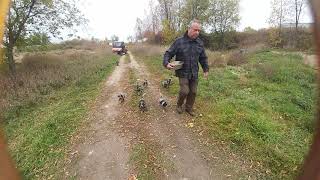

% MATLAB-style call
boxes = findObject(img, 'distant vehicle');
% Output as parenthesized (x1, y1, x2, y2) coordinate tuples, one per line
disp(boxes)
(112, 41, 127, 55)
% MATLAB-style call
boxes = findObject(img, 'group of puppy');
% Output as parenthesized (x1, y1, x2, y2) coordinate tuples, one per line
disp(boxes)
(117, 77, 173, 112)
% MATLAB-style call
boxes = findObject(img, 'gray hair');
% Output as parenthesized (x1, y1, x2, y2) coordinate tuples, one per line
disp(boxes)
(188, 19, 201, 29)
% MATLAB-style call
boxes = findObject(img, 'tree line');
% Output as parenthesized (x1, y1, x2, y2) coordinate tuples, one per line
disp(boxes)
(134, 0, 310, 50)
(1, 0, 311, 76)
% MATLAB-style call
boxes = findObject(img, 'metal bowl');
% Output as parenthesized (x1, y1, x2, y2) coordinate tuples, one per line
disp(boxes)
(171, 61, 184, 70)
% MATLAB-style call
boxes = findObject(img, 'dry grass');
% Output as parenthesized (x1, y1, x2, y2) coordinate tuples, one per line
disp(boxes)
(129, 44, 166, 57)
(226, 51, 248, 66)
(207, 51, 227, 68)
(0, 44, 115, 119)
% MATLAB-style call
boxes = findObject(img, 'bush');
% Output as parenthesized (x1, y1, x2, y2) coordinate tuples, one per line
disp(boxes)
(226, 51, 248, 66)
(236, 29, 269, 48)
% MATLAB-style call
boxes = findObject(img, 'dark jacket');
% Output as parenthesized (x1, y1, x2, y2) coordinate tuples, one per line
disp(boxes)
(163, 32, 209, 79)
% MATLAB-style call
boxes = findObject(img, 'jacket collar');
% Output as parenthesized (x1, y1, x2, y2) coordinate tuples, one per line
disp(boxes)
(183, 30, 201, 43)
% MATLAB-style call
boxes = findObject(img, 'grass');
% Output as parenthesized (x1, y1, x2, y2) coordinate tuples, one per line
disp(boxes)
(198, 51, 316, 179)
(2, 51, 118, 179)
(131, 47, 317, 179)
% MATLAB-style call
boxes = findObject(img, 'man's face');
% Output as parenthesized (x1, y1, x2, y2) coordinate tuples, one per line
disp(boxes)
(188, 22, 201, 39)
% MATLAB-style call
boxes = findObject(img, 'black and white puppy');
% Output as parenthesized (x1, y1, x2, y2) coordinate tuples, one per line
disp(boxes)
(117, 93, 126, 103)
(161, 80, 169, 88)
(143, 79, 148, 88)
(159, 97, 168, 108)
(138, 98, 147, 112)
(135, 84, 144, 96)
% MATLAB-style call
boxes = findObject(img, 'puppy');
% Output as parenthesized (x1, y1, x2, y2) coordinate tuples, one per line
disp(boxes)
(167, 77, 172, 85)
(159, 97, 168, 108)
(138, 98, 147, 112)
(117, 93, 126, 103)
(135, 84, 144, 96)
(143, 79, 148, 88)
(161, 80, 169, 88)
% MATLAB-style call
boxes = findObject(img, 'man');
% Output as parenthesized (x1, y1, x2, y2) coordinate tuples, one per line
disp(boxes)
(163, 19, 209, 116)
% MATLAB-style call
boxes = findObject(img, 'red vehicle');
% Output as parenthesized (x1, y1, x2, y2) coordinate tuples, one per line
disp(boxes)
(112, 41, 127, 55)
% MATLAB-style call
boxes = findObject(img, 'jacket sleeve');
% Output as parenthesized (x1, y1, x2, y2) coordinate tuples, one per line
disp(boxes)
(199, 48, 209, 72)
(163, 40, 178, 67)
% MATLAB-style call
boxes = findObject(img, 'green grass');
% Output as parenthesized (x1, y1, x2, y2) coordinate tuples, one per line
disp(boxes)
(3, 55, 118, 179)
(133, 49, 316, 179)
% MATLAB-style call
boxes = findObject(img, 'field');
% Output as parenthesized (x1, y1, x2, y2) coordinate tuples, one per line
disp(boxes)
(130, 44, 317, 179)
(0, 45, 118, 179)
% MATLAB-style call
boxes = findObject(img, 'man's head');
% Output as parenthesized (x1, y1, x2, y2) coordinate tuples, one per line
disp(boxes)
(187, 19, 201, 39)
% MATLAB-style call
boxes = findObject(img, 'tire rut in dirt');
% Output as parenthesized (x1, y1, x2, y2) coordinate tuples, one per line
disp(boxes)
(125, 52, 224, 179)
(64, 55, 131, 180)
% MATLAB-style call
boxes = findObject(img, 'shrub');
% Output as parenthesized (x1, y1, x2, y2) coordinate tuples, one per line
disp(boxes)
(226, 51, 248, 66)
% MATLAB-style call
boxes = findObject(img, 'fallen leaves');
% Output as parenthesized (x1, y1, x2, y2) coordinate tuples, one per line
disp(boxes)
(186, 123, 194, 128)
(128, 174, 138, 180)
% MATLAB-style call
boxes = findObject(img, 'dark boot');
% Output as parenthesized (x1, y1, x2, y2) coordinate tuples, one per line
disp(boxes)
(176, 106, 183, 114)
(185, 108, 196, 116)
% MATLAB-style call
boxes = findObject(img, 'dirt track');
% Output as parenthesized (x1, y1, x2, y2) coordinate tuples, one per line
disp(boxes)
(64, 52, 250, 180)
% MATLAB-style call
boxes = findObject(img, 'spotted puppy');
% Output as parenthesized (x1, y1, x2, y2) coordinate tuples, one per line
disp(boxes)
(159, 97, 168, 108)
(138, 98, 147, 112)
(117, 93, 126, 103)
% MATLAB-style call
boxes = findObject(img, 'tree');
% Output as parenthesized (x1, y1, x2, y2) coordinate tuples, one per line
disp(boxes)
(290, 0, 306, 31)
(15, 32, 50, 48)
(4, 0, 86, 75)
(243, 26, 256, 33)
(110, 35, 119, 42)
(158, 0, 173, 21)
(127, 35, 134, 43)
(162, 19, 178, 44)
(135, 18, 144, 41)
(158, 0, 184, 32)
(268, 0, 291, 47)
(180, 0, 209, 29)
(207, 0, 240, 48)
(148, 0, 161, 34)
(268, 0, 290, 29)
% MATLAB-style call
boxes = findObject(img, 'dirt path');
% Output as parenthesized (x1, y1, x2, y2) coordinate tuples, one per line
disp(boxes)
(128, 52, 221, 179)
(64, 52, 249, 179)
(64, 55, 131, 179)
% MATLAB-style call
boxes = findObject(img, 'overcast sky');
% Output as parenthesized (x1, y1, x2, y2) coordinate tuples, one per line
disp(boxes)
(74, 0, 313, 41)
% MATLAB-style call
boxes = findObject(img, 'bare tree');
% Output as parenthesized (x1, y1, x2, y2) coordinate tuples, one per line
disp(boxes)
(268, 0, 290, 30)
(135, 18, 144, 41)
(149, 0, 161, 34)
(289, 0, 307, 31)
(157, 0, 184, 32)
(110, 35, 119, 42)
(158, 0, 172, 21)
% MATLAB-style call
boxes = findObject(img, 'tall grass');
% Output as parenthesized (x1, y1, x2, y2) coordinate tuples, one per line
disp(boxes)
(1, 46, 118, 179)
(129, 44, 166, 57)
(1, 48, 114, 117)
(131, 45, 317, 179)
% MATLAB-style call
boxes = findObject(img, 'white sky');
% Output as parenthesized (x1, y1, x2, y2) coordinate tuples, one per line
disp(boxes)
(73, 0, 313, 41)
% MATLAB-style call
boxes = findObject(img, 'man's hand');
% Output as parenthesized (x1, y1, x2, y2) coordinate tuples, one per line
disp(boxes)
(204, 72, 209, 80)
(166, 63, 175, 70)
